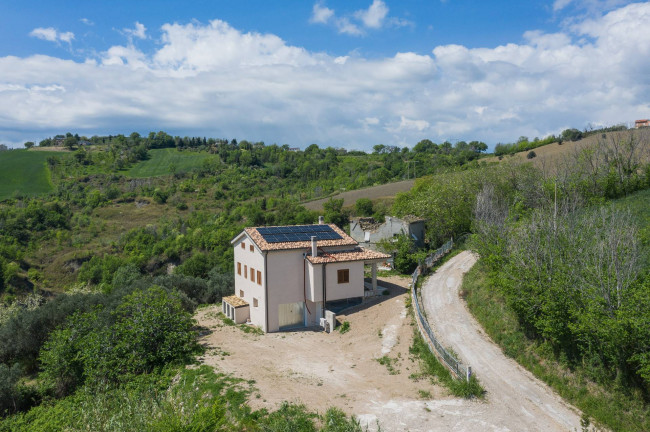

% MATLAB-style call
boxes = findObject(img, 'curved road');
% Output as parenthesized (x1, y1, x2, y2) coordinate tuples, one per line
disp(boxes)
(420, 251, 583, 431)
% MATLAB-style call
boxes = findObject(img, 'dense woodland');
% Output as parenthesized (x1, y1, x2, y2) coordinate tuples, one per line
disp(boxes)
(0, 126, 648, 430)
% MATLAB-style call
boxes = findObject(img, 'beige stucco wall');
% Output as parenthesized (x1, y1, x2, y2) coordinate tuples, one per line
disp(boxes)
(266, 249, 310, 332)
(325, 261, 364, 301)
(233, 235, 267, 331)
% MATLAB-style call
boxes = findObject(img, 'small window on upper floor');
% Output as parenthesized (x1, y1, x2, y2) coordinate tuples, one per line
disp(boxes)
(253, 298, 259, 307)
(237, 262, 241, 275)
(337, 269, 350, 284)
(257, 270, 262, 285)
(250, 267, 255, 280)
(241, 242, 246, 249)
(250, 244, 254, 252)
(239, 289, 244, 298)
(244, 265, 247, 277)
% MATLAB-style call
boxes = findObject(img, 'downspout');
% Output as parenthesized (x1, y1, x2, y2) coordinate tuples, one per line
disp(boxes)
(322, 262, 327, 318)
(303, 252, 311, 315)
(264, 251, 269, 332)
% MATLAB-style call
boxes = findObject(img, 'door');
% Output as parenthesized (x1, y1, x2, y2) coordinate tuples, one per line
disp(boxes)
(278, 302, 305, 330)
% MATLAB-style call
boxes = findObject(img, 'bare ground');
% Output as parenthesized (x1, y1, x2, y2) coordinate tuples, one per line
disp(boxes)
(196, 276, 493, 431)
(199, 271, 581, 431)
(420, 251, 584, 431)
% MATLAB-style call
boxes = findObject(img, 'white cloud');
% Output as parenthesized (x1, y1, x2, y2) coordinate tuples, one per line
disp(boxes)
(4, 4, 650, 150)
(310, 2, 334, 24)
(124, 22, 147, 40)
(80, 18, 94, 26)
(30, 27, 75, 44)
(355, 0, 389, 29)
(310, 1, 412, 36)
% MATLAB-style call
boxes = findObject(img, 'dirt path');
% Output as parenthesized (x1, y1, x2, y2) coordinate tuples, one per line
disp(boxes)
(420, 251, 584, 431)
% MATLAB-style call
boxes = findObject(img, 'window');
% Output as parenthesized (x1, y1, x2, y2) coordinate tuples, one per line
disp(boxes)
(239, 289, 244, 298)
(244, 265, 247, 277)
(237, 262, 241, 275)
(337, 269, 350, 284)
(250, 267, 255, 280)
(257, 270, 262, 285)
(250, 244, 254, 252)
(241, 242, 245, 249)
(253, 298, 259, 307)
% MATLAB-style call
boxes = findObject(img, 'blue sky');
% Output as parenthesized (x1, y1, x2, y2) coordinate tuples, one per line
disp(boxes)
(1, 1, 649, 150)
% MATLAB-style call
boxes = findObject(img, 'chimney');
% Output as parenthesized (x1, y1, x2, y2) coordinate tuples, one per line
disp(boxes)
(318, 216, 324, 225)
(311, 236, 318, 257)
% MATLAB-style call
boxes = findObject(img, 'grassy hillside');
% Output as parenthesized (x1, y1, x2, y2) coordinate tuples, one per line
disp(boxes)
(127, 148, 216, 178)
(0, 150, 59, 200)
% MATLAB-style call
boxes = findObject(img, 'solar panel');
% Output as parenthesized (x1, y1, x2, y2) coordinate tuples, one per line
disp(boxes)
(258, 225, 343, 243)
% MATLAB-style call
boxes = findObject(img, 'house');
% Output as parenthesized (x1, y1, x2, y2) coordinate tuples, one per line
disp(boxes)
(350, 215, 426, 251)
(635, 119, 649, 128)
(226, 219, 390, 332)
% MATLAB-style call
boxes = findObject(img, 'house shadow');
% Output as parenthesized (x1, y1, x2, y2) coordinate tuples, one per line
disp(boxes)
(334, 278, 409, 317)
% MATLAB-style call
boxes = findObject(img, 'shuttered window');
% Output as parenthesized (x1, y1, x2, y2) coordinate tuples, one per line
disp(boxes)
(337, 269, 349, 284)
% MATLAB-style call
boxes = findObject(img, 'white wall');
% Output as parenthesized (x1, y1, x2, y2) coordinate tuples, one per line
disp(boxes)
(325, 261, 364, 301)
(266, 249, 310, 332)
(233, 235, 266, 331)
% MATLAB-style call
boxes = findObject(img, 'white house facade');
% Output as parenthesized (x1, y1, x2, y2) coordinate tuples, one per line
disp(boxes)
(226, 222, 390, 332)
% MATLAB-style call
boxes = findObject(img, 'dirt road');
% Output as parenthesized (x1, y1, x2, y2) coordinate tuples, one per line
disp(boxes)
(420, 251, 583, 431)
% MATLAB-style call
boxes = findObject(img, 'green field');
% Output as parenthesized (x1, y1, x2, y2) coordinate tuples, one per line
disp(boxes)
(0, 150, 59, 200)
(127, 148, 215, 178)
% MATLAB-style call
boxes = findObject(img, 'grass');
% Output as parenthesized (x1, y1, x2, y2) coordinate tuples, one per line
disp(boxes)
(376, 355, 399, 375)
(409, 328, 485, 399)
(337, 320, 350, 334)
(0, 150, 60, 200)
(127, 148, 217, 178)
(462, 260, 650, 432)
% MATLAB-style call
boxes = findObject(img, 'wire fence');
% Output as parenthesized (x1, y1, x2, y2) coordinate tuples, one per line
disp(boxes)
(410, 238, 471, 381)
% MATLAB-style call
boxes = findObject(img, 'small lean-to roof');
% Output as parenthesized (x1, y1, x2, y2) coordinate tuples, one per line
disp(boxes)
(223, 295, 249, 308)
(306, 247, 391, 264)
(242, 224, 358, 251)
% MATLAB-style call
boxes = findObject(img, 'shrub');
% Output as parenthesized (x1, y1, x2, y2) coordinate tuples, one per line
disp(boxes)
(526, 151, 537, 159)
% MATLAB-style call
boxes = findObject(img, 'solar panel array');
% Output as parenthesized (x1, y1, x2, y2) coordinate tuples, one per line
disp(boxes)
(257, 225, 343, 243)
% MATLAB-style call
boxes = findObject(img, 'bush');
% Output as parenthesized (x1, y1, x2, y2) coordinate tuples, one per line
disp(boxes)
(526, 151, 537, 159)
(354, 198, 373, 217)
(39, 286, 199, 392)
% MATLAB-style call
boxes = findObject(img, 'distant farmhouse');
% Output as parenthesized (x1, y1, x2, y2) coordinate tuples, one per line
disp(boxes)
(635, 119, 650, 128)
(225, 219, 390, 332)
(350, 216, 426, 252)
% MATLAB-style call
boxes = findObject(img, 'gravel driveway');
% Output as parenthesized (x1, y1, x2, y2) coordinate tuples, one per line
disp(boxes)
(420, 251, 584, 431)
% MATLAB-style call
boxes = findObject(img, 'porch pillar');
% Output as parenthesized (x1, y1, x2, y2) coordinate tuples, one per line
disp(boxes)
(371, 263, 378, 291)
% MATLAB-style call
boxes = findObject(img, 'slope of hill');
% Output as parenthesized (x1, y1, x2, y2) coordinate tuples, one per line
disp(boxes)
(0, 150, 59, 200)
(302, 179, 415, 211)
(484, 129, 650, 169)
(127, 148, 216, 178)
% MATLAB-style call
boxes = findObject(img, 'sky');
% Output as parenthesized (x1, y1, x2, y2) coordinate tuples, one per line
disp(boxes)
(0, 0, 649, 150)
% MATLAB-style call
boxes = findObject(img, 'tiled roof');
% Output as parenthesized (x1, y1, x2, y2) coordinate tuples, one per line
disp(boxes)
(306, 247, 391, 264)
(244, 224, 358, 251)
(223, 295, 249, 308)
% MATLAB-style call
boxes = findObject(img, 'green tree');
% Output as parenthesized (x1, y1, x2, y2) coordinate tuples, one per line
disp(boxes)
(23, 142, 34, 149)
(354, 198, 373, 216)
(323, 198, 348, 229)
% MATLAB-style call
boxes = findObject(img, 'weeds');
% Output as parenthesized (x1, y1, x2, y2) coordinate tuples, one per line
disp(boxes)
(409, 329, 484, 399)
(338, 321, 350, 334)
(376, 356, 399, 375)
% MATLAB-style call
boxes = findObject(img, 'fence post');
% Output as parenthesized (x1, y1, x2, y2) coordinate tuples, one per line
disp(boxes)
(466, 366, 472, 381)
